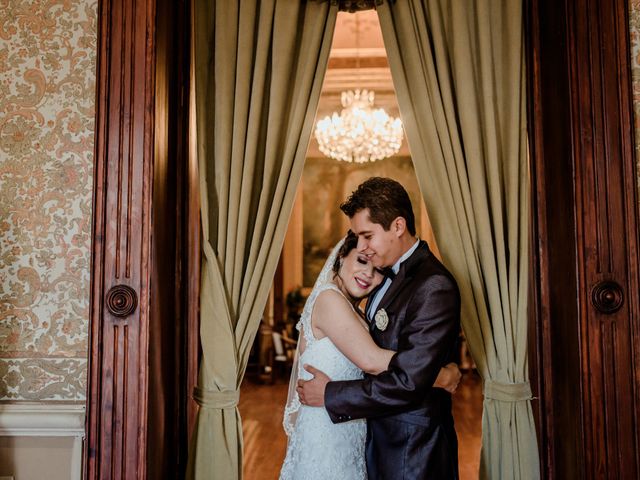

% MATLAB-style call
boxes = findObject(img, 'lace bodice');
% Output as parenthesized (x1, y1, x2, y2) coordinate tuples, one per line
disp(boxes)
(279, 283, 367, 480)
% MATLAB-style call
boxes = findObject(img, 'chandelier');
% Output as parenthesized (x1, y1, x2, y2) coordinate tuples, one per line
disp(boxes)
(314, 89, 404, 163)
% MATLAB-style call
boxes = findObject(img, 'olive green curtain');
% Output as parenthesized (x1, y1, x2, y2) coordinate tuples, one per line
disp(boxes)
(187, 1, 337, 478)
(378, 1, 539, 478)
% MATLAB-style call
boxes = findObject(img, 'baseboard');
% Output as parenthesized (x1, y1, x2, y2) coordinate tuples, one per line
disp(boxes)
(0, 404, 85, 480)
(0, 403, 85, 437)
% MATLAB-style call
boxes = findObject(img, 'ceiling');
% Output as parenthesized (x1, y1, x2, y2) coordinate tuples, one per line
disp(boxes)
(308, 11, 410, 158)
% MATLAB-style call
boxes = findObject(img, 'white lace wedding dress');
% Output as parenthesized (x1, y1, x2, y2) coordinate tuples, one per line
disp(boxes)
(279, 282, 367, 480)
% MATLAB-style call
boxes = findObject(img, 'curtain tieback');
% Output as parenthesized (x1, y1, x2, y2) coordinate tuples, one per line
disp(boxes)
(483, 380, 532, 402)
(193, 387, 239, 409)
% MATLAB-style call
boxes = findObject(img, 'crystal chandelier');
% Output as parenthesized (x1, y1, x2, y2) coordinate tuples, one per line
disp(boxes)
(314, 89, 404, 163)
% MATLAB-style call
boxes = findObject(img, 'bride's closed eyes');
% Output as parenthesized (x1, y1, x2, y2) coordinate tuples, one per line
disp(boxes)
(356, 256, 369, 265)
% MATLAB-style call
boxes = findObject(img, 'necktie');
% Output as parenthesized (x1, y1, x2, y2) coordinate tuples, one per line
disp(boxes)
(379, 267, 396, 280)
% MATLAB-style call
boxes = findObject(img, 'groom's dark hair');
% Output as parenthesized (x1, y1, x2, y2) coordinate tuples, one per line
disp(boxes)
(340, 177, 416, 236)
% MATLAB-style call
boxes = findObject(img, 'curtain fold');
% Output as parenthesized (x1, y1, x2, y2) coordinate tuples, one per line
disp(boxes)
(377, 1, 539, 478)
(188, 1, 338, 478)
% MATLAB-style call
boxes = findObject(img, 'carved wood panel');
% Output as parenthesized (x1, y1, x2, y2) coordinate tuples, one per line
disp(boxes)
(567, 0, 640, 477)
(85, 0, 155, 478)
(528, 0, 640, 477)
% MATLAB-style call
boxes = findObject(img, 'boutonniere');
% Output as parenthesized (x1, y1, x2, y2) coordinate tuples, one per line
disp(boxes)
(374, 309, 389, 331)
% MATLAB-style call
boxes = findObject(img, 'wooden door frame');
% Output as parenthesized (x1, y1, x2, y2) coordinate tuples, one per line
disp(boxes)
(85, 0, 640, 478)
(527, 0, 640, 477)
(85, 0, 156, 477)
(85, 0, 192, 477)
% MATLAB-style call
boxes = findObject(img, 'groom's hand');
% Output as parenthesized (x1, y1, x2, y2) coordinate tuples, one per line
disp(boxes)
(296, 365, 330, 407)
(434, 362, 462, 393)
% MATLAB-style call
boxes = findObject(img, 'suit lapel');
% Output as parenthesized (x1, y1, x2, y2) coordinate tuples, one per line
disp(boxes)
(378, 241, 431, 312)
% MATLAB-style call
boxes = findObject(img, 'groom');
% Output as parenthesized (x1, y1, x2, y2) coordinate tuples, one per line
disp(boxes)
(297, 177, 461, 479)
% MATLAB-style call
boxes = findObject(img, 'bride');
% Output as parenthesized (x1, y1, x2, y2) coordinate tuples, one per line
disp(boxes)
(279, 231, 460, 480)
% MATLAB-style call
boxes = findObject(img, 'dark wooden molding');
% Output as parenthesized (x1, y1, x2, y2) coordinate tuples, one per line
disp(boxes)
(146, 0, 191, 477)
(87, 0, 192, 477)
(186, 28, 201, 444)
(567, 0, 640, 477)
(186, 144, 201, 444)
(527, 1, 582, 477)
(86, 0, 156, 477)
(527, 0, 640, 477)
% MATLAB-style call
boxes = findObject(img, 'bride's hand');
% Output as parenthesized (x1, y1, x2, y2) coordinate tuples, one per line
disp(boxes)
(296, 365, 331, 407)
(433, 362, 462, 393)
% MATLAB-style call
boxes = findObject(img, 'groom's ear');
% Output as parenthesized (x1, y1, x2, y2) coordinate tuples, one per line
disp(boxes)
(392, 216, 407, 237)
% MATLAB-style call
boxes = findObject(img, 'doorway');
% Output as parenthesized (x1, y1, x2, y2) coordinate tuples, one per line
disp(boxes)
(238, 11, 483, 480)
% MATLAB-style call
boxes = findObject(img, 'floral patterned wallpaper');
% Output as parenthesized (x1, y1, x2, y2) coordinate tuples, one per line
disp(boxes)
(630, 0, 640, 202)
(0, 0, 97, 401)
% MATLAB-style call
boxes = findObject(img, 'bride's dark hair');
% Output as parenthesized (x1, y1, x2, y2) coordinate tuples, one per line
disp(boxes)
(332, 230, 358, 274)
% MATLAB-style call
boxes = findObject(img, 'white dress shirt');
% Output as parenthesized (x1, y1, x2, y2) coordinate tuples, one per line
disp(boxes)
(367, 238, 420, 320)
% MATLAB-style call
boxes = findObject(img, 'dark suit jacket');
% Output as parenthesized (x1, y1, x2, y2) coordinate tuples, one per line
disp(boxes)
(325, 241, 460, 479)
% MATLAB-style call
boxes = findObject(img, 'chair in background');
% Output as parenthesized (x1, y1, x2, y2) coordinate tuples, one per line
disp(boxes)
(270, 330, 297, 381)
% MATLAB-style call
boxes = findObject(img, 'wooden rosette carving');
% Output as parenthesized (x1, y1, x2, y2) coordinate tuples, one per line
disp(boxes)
(106, 285, 138, 318)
